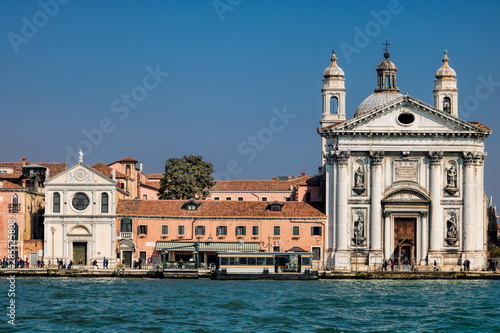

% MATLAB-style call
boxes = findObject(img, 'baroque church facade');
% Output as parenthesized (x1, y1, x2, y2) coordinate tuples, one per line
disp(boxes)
(44, 153, 118, 267)
(318, 49, 491, 270)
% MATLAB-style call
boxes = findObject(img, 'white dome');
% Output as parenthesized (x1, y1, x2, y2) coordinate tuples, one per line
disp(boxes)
(435, 54, 456, 79)
(323, 52, 344, 78)
(354, 91, 403, 116)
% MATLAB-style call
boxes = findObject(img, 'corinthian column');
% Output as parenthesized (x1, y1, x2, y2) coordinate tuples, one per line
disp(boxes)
(419, 211, 428, 264)
(335, 151, 350, 250)
(383, 210, 392, 260)
(370, 151, 384, 251)
(462, 152, 484, 251)
(323, 151, 335, 250)
(428, 151, 443, 252)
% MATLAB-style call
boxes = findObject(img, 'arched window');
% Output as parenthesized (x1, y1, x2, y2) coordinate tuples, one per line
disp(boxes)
(53, 192, 60, 213)
(9, 194, 19, 213)
(101, 193, 109, 213)
(329, 96, 338, 114)
(443, 97, 451, 113)
(125, 165, 131, 176)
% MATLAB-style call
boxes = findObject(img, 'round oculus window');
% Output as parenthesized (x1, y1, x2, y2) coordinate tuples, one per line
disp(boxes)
(398, 113, 415, 125)
(72, 192, 89, 211)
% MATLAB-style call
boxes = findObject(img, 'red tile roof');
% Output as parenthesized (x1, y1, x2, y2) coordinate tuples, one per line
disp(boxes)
(117, 199, 326, 218)
(91, 163, 127, 178)
(209, 180, 294, 192)
(468, 122, 492, 131)
(118, 157, 138, 162)
(148, 174, 164, 180)
(0, 162, 66, 179)
(1, 180, 24, 189)
(142, 181, 160, 189)
(208, 175, 319, 192)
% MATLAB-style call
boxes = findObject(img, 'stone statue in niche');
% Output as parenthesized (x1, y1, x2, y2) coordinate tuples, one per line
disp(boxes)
(447, 216, 458, 238)
(445, 215, 458, 246)
(445, 165, 459, 195)
(352, 215, 365, 246)
(354, 216, 364, 238)
(447, 166, 457, 187)
(355, 167, 364, 187)
(353, 166, 366, 195)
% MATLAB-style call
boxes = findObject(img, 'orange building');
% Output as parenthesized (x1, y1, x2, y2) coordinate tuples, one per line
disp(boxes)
(0, 158, 66, 263)
(116, 199, 326, 269)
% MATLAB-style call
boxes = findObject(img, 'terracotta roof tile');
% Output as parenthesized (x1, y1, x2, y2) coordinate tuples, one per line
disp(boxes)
(209, 180, 294, 192)
(91, 163, 127, 178)
(148, 174, 164, 180)
(0, 162, 66, 179)
(118, 157, 138, 162)
(1, 180, 24, 189)
(468, 121, 492, 131)
(117, 199, 326, 218)
(143, 181, 160, 189)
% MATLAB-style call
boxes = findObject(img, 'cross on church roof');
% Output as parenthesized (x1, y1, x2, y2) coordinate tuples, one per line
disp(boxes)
(382, 39, 391, 53)
(382, 39, 391, 59)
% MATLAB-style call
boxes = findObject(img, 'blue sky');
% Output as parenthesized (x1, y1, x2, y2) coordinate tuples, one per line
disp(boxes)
(1, 0, 500, 197)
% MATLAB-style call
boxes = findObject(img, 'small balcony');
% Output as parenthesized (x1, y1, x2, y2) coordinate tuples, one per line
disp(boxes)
(8, 204, 20, 213)
(119, 232, 133, 240)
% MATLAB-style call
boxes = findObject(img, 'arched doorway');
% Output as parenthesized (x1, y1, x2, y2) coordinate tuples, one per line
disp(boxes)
(119, 240, 135, 268)
(382, 187, 430, 265)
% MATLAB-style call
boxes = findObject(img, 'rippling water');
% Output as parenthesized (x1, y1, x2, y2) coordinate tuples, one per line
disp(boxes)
(1, 277, 499, 332)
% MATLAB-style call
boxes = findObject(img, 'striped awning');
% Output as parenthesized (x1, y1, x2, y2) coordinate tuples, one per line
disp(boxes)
(155, 241, 261, 252)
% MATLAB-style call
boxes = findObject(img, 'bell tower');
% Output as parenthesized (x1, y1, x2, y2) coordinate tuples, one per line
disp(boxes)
(434, 50, 458, 116)
(321, 51, 346, 127)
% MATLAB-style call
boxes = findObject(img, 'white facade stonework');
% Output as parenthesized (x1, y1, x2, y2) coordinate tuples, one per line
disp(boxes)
(44, 160, 117, 267)
(318, 51, 491, 271)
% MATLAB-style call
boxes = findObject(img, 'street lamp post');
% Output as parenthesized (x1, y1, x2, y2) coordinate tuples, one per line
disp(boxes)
(50, 226, 56, 266)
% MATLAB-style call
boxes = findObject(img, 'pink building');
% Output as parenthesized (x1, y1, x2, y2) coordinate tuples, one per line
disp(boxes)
(206, 174, 321, 202)
(116, 199, 326, 269)
(106, 157, 160, 200)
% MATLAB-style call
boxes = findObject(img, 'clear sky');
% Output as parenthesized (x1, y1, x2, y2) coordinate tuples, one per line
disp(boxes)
(1, 0, 499, 197)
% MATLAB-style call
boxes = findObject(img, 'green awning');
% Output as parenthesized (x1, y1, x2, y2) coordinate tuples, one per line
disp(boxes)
(156, 241, 261, 252)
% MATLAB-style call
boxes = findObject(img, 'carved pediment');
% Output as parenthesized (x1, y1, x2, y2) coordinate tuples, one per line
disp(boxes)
(319, 95, 491, 138)
(383, 189, 430, 203)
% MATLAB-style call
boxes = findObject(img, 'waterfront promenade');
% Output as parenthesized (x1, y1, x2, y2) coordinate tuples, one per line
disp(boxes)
(1, 267, 499, 279)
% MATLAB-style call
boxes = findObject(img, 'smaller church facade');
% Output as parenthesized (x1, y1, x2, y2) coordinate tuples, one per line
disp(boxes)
(319, 49, 491, 271)
(44, 157, 118, 267)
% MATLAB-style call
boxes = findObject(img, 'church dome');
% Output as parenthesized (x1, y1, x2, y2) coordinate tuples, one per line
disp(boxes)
(354, 44, 402, 117)
(435, 52, 456, 79)
(354, 91, 403, 116)
(376, 57, 397, 70)
(323, 52, 344, 78)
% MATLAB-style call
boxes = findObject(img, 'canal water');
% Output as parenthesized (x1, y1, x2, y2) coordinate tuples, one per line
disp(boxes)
(2, 277, 499, 332)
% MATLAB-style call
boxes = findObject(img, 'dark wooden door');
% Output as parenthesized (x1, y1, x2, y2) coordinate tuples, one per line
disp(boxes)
(73, 242, 87, 265)
(394, 218, 416, 264)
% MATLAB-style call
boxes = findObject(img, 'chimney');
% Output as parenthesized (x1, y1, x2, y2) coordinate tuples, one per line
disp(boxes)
(22, 156, 28, 166)
(139, 162, 143, 172)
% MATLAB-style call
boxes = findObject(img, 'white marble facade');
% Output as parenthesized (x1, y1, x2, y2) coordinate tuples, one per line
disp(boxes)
(44, 157, 117, 267)
(318, 50, 491, 270)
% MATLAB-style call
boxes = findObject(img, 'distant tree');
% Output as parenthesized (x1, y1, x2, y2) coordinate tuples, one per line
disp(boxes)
(487, 205, 499, 248)
(158, 155, 215, 200)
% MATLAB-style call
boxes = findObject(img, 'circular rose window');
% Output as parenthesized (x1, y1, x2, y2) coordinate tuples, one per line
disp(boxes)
(72, 192, 89, 211)
(398, 113, 415, 125)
